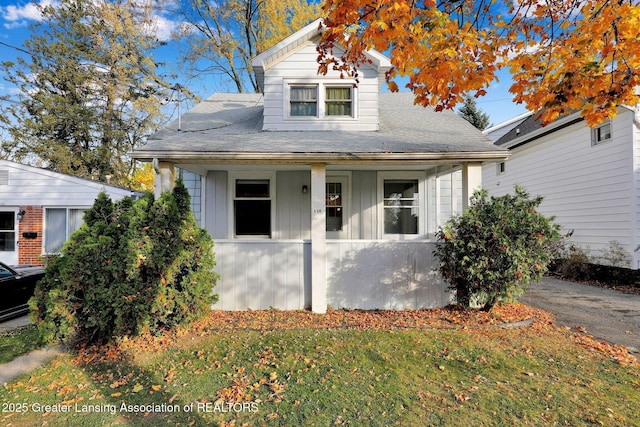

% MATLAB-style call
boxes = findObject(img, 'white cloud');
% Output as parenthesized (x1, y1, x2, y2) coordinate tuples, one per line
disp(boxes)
(144, 13, 180, 42)
(1, 0, 59, 27)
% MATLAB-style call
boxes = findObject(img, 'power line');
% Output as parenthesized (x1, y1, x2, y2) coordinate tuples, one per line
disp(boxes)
(0, 40, 34, 57)
(0, 96, 21, 105)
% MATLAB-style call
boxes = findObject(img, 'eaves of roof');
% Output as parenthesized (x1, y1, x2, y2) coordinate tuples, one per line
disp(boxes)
(496, 105, 637, 149)
(497, 112, 584, 149)
(131, 150, 509, 164)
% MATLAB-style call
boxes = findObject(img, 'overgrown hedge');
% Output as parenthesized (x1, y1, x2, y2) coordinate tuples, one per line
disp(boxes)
(30, 180, 218, 345)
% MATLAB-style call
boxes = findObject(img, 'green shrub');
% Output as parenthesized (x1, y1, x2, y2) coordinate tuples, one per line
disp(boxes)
(30, 179, 218, 345)
(434, 186, 561, 311)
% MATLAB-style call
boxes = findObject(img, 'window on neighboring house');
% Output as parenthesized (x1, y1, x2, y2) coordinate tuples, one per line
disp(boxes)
(497, 161, 506, 175)
(0, 211, 16, 251)
(383, 179, 419, 235)
(234, 179, 271, 236)
(290, 86, 318, 117)
(591, 121, 612, 145)
(325, 87, 352, 116)
(45, 208, 85, 253)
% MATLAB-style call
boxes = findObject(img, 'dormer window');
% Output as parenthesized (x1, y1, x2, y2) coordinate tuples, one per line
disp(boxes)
(325, 87, 352, 116)
(290, 86, 318, 117)
(286, 82, 354, 119)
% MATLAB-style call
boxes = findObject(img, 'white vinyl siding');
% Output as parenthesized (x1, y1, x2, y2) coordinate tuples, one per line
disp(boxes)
(427, 169, 463, 235)
(0, 160, 134, 206)
(214, 240, 310, 310)
(276, 171, 311, 240)
(483, 109, 635, 266)
(632, 110, 640, 269)
(262, 42, 379, 131)
(214, 240, 450, 310)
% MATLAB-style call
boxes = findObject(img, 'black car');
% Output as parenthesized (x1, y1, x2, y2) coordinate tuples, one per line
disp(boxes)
(0, 262, 45, 322)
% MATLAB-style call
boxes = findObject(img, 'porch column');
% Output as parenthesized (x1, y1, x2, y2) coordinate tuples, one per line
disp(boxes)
(310, 163, 327, 313)
(462, 162, 483, 210)
(153, 159, 175, 199)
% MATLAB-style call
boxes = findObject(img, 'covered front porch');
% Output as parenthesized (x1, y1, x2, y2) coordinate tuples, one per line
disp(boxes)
(156, 160, 484, 313)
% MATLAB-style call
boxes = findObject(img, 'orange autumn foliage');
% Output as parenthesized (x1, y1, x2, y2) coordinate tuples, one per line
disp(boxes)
(317, 0, 640, 126)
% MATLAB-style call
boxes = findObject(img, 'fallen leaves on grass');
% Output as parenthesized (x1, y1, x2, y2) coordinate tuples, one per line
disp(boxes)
(571, 328, 639, 366)
(69, 303, 636, 368)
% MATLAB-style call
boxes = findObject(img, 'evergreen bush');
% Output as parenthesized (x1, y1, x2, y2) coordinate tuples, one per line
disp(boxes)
(434, 186, 561, 311)
(30, 180, 218, 345)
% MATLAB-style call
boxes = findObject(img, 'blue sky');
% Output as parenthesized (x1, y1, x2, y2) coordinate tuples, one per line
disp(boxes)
(0, 0, 529, 126)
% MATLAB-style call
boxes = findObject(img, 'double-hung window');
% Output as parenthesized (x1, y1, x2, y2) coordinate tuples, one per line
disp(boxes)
(45, 208, 86, 253)
(591, 120, 612, 145)
(288, 83, 353, 118)
(233, 177, 272, 237)
(325, 87, 352, 116)
(290, 86, 318, 117)
(383, 180, 419, 234)
(379, 172, 424, 237)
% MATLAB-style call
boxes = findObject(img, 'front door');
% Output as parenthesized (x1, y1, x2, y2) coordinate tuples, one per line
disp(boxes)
(0, 209, 18, 265)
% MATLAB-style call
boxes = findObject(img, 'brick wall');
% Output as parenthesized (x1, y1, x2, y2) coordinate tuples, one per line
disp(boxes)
(18, 206, 44, 266)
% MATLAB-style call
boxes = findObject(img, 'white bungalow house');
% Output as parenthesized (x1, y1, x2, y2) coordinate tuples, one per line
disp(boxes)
(482, 106, 640, 269)
(131, 20, 509, 312)
(0, 159, 140, 266)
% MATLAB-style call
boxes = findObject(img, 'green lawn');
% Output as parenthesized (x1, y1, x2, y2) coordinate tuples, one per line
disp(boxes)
(1, 307, 638, 426)
(0, 324, 46, 364)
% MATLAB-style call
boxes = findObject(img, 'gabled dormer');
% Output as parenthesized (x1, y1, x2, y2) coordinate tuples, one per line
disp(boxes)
(251, 19, 391, 132)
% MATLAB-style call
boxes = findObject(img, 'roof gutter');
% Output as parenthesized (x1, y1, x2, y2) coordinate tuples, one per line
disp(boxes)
(130, 150, 510, 164)
(501, 112, 585, 150)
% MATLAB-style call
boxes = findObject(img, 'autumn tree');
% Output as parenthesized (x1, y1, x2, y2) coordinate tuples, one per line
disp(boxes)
(1, 0, 171, 185)
(318, 0, 640, 126)
(458, 95, 490, 130)
(171, 0, 322, 93)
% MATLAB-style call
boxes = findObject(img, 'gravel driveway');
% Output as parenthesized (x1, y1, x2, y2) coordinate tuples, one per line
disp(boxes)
(521, 276, 640, 359)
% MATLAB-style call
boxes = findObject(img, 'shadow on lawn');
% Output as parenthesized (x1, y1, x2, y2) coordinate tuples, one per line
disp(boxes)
(75, 350, 207, 426)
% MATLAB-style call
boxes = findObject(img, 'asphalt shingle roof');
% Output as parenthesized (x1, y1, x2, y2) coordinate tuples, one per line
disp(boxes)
(133, 92, 507, 159)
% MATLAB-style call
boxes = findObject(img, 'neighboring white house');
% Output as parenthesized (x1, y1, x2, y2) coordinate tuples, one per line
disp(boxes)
(482, 106, 640, 269)
(0, 159, 140, 266)
(483, 111, 532, 142)
(132, 19, 509, 312)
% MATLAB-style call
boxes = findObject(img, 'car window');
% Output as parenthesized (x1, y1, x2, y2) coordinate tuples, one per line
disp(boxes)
(0, 265, 14, 278)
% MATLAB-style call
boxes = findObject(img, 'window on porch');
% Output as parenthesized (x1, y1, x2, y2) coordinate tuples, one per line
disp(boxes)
(234, 179, 271, 237)
(383, 179, 419, 235)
